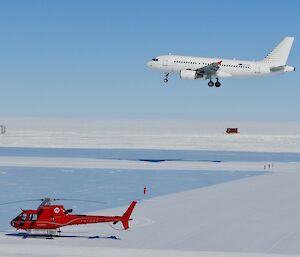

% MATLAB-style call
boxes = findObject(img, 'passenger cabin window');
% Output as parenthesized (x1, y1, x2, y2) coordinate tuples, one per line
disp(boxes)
(29, 214, 38, 221)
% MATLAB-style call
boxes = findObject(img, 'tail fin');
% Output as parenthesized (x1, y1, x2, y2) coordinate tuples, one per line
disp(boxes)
(262, 37, 294, 65)
(121, 201, 137, 230)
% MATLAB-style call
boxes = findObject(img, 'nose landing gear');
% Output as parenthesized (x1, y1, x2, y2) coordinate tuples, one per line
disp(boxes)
(163, 73, 170, 83)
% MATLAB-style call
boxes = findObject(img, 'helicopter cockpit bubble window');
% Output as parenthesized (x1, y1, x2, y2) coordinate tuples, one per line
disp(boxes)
(20, 213, 27, 221)
(13, 213, 23, 221)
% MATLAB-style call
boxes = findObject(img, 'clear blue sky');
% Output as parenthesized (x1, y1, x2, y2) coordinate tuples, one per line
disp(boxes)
(0, 0, 299, 121)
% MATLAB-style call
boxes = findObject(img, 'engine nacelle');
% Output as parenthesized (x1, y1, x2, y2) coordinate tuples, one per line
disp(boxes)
(180, 70, 197, 80)
(180, 70, 204, 80)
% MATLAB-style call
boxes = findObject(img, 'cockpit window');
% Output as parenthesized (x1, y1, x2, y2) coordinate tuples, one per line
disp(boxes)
(20, 213, 27, 221)
(152, 58, 158, 62)
(14, 213, 22, 221)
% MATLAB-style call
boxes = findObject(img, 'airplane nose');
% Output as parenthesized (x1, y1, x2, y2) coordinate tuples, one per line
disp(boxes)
(146, 61, 152, 68)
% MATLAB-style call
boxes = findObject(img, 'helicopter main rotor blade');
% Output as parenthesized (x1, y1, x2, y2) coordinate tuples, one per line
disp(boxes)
(0, 198, 107, 206)
(0, 199, 43, 206)
(52, 198, 107, 204)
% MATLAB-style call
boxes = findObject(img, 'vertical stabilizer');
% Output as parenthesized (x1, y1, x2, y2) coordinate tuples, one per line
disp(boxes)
(121, 201, 137, 230)
(262, 37, 294, 65)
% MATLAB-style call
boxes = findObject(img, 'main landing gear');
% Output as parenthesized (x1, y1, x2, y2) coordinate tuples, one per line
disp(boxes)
(163, 73, 170, 83)
(208, 78, 221, 87)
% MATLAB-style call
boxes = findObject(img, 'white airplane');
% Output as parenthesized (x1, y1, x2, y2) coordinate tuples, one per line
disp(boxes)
(146, 37, 295, 87)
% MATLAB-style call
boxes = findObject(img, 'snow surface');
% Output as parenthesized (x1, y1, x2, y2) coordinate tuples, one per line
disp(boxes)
(0, 156, 299, 172)
(0, 117, 299, 152)
(1, 246, 299, 257)
(1, 118, 300, 256)
(1, 160, 300, 256)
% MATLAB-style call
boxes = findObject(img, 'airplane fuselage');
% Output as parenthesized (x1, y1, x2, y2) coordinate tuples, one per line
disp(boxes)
(148, 55, 294, 79)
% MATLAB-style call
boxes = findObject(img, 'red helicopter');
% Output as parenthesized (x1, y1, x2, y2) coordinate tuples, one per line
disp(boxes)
(9, 198, 137, 235)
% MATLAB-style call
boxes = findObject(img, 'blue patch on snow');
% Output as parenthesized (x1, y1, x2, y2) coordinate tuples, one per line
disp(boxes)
(0, 147, 299, 162)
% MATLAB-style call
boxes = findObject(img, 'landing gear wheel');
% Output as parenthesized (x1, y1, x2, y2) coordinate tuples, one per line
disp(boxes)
(163, 78, 168, 83)
(208, 80, 214, 87)
(215, 78, 221, 87)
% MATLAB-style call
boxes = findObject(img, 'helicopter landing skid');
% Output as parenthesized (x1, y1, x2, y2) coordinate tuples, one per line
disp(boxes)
(6, 232, 120, 240)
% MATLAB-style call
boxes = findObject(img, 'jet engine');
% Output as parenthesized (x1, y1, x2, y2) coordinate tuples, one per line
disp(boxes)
(180, 70, 203, 80)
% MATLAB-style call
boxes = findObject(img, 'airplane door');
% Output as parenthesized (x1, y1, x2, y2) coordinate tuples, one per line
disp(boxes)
(162, 58, 169, 67)
(255, 62, 261, 73)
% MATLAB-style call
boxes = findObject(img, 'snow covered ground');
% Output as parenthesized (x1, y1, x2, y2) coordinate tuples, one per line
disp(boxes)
(1, 161, 300, 256)
(0, 118, 300, 256)
(0, 156, 299, 172)
(0, 117, 299, 152)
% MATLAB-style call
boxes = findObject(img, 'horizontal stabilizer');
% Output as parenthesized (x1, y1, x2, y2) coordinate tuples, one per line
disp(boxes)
(270, 65, 286, 72)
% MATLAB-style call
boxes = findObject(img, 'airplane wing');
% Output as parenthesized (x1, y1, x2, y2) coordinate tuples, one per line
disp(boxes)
(216, 71, 232, 78)
(194, 61, 222, 79)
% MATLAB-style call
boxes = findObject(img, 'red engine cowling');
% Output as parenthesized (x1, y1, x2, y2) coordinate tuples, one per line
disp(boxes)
(180, 70, 203, 80)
